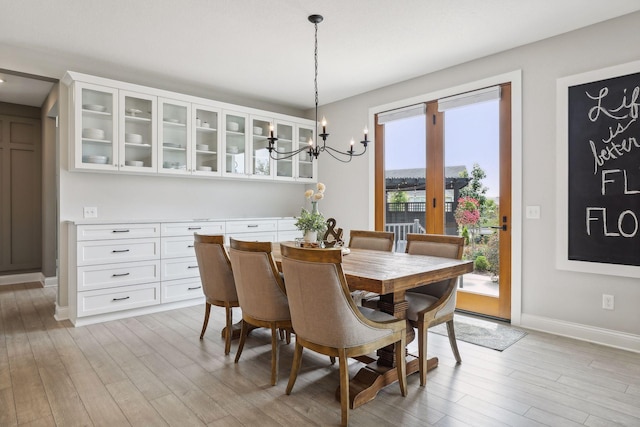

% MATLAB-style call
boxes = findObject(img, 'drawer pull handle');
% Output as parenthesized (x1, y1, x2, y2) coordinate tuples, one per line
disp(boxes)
(188, 227, 202, 230)
(112, 249, 130, 253)
(187, 265, 199, 269)
(112, 272, 130, 277)
(188, 286, 202, 291)
(187, 245, 194, 248)
(247, 224, 259, 228)
(112, 296, 130, 302)
(112, 229, 130, 233)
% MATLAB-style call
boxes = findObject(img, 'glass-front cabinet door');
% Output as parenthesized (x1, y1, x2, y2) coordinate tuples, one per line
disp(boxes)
(222, 111, 248, 177)
(159, 98, 191, 175)
(273, 120, 294, 180)
(296, 124, 316, 182)
(250, 115, 274, 180)
(192, 105, 221, 176)
(74, 82, 118, 170)
(119, 90, 156, 171)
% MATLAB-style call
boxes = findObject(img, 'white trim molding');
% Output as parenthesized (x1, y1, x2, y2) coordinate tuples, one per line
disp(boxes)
(40, 274, 58, 287)
(0, 272, 43, 286)
(54, 304, 69, 321)
(521, 313, 640, 353)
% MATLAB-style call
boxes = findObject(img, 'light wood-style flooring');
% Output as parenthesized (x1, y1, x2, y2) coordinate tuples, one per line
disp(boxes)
(1, 282, 639, 426)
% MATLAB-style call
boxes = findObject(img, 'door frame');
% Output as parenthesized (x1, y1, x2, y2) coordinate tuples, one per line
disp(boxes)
(370, 70, 523, 325)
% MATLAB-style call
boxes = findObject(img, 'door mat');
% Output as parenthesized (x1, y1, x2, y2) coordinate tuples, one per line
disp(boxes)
(429, 315, 527, 351)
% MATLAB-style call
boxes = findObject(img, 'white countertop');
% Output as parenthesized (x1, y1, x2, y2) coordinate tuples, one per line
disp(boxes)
(68, 217, 296, 225)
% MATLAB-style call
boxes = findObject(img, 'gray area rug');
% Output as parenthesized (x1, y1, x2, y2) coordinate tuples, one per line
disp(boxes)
(429, 315, 527, 351)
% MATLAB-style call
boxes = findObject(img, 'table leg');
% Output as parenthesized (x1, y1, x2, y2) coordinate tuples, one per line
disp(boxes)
(342, 291, 439, 409)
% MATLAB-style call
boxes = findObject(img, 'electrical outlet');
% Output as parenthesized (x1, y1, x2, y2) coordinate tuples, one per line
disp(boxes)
(83, 207, 98, 218)
(602, 294, 614, 310)
(526, 205, 541, 219)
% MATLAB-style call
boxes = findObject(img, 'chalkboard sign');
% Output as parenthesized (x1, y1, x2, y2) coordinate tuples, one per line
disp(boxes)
(565, 66, 640, 269)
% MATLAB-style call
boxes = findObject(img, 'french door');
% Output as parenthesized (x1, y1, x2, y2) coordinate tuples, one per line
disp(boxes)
(375, 83, 512, 320)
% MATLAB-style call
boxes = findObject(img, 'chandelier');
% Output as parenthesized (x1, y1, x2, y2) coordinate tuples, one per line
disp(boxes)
(267, 14, 369, 163)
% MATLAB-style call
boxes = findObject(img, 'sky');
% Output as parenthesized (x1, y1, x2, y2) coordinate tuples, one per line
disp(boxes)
(384, 100, 500, 197)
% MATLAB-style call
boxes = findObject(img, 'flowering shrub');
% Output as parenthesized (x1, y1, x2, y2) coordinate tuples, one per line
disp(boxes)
(454, 197, 480, 228)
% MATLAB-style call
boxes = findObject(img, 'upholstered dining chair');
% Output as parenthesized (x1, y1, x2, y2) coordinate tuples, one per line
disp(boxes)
(404, 233, 465, 386)
(280, 244, 407, 426)
(193, 234, 239, 355)
(228, 238, 292, 386)
(348, 230, 395, 252)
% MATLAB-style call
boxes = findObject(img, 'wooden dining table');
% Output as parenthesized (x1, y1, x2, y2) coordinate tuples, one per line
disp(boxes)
(271, 242, 474, 409)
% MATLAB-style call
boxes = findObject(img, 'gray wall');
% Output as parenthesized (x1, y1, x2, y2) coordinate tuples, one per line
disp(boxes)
(315, 12, 640, 345)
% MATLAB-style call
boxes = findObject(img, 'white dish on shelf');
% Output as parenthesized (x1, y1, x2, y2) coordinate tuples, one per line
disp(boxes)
(125, 108, 142, 117)
(163, 142, 182, 148)
(228, 146, 239, 154)
(164, 118, 180, 123)
(125, 133, 142, 143)
(227, 122, 239, 131)
(253, 126, 263, 135)
(125, 160, 144, 167)
(196, 166, 213, 172)
(82, 128, 105, 139)
(196, 144, 209, 151)
(83, 104, 106, 112)
(83, 155, 108, 164)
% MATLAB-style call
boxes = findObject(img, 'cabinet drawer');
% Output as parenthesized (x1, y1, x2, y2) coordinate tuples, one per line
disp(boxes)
(77, 282, 160, 317)
(226, 220, 277, 234)
(161, 236, 196, 259)
(77, 223, 160, 241)
(77, 238, 160, 266)
(77, 260, 160, 291)
(277, 218, 298, 232)
(277, 230, 303, 242)
(226, 232, 277, 244)
(161, 257, 200, 281)
(161, 221, 225, 237)
(161, 278, 204, 303)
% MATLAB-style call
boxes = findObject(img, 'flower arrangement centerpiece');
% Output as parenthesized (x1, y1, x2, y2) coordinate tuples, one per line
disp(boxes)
(295, 183, 327, 242)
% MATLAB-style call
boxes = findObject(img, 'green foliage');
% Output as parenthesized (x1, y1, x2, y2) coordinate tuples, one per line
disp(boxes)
(388, 191, 409, 203)
(460, 163, 488, 207)
(485, 232, 500, 274)
(461, 226, 470, 245)
(474, 255, 489, 271)
(294, 208, 327, 233)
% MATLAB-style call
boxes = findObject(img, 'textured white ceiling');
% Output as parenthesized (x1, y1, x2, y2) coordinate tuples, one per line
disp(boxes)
(1, 0, 639, 109)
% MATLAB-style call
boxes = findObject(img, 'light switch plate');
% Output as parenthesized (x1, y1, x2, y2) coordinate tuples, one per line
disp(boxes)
(526, 205, 540, 219)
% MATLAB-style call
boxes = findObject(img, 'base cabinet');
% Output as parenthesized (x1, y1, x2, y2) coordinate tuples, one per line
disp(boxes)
(69, 217, 298, 325)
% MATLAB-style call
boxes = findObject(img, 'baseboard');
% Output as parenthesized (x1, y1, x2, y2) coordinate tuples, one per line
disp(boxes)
(40, 274, 58, 287)
(0, 272, 43, 286)
(520, 313, 640, 353)
(54, 304, 69, 321)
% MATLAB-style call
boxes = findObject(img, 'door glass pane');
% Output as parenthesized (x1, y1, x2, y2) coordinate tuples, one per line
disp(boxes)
(383, 115, 426, 252)
(444, 100, 500, 297)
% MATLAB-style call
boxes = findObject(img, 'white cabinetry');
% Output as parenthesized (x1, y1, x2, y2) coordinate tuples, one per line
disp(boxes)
(226, 219, 278, 243)
(64, 71, 316, 183)
(277, 218, 303, 242)
(71, 223, 161, 321)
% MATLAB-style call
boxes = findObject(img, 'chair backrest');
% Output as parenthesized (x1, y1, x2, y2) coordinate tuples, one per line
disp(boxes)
(280, 244, 396, 348)
(228, 238, 290, 322)
(348, 230, 395, 252)
(194, 234, 238, 303)
(405, 233, 465, 298)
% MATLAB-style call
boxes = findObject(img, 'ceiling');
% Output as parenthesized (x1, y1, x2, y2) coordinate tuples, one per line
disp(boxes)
(1, 0, 639, 110)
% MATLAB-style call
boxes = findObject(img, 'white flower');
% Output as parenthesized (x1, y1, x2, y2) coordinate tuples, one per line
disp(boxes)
(304, 189, 314, 199)
(317, 182, 326, 193)
(313, 192, 324, 201)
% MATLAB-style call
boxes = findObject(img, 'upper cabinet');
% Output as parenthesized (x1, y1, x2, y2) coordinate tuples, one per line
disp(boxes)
(73, 82, 119, 171)
(65, 72, 317, 183)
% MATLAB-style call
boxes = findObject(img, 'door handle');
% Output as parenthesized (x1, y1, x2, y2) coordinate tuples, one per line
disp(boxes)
(490, 225, 507, 231)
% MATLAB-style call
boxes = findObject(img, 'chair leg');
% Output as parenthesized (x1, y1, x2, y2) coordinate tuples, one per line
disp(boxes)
(330, 356, 336, 365)
(286, 342, 304, 395)
(446, 319, 462, 364)
(418, 321, 427, 386)
(278, 328, 285, 340)
(270, 325, 279, 386)
(223, 305, 233, 355)
(285, 330, 291, 345)
(234, 320, 249, 364)
(395, 334, 408, 397)
(199, 303, 211, 339)
(338, 349, 349, 427)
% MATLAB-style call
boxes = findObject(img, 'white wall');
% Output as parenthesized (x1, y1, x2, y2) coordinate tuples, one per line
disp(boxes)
(315, 12, 640, 350)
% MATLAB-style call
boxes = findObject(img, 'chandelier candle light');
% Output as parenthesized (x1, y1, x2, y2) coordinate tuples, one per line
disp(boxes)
(266, 14, 369, 163)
